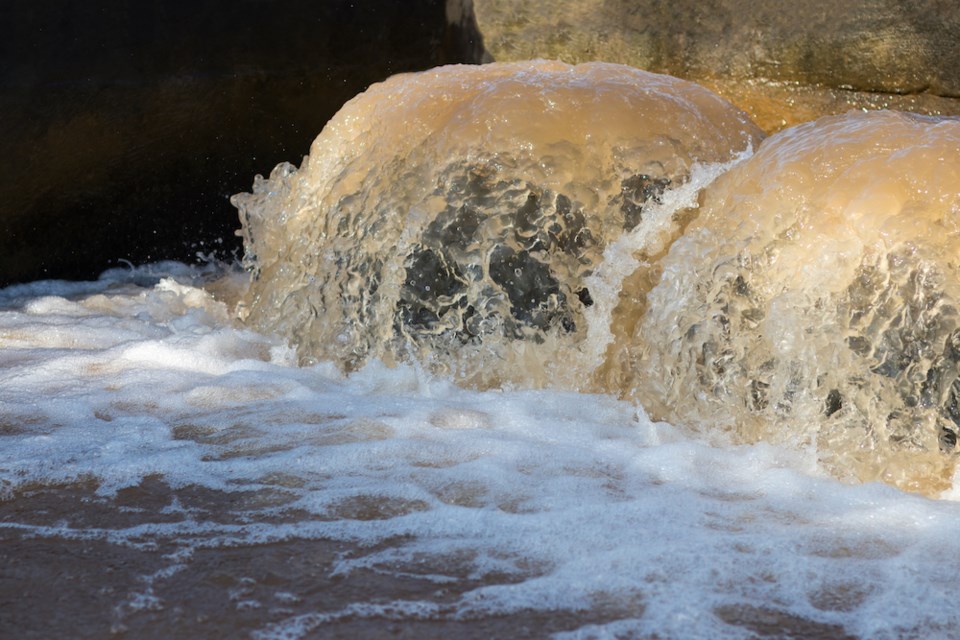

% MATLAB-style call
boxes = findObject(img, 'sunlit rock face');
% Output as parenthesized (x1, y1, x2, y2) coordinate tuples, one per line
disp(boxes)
(473, 0, 960, 132)
(233, 60, 762, 388)
(629, 111, 960, 492)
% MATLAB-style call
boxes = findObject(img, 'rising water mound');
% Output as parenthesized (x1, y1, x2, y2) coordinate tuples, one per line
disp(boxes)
(629, 110, 960, 492)
(233, 61, 762, 387)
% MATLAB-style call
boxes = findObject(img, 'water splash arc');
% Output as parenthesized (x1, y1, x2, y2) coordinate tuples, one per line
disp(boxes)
(630, 111, 960, 492)
(232, 60, 763, 389)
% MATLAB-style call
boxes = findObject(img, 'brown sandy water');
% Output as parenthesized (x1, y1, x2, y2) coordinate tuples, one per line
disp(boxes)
(0, 479, 857, 640)
(235, 61, 960, 492)
(700, 78, 960, 134)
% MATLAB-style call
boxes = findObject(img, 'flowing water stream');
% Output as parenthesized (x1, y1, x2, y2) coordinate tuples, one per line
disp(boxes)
(3, 61, 960, 639)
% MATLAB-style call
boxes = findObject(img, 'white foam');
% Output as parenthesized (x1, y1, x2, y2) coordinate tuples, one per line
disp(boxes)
(2, 263, 960, 638)
(582, 147, 755, 367)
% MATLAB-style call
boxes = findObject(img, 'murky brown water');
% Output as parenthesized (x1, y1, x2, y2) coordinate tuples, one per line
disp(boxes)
(1, 479, 864, 639)
(699, 78, 960, 135)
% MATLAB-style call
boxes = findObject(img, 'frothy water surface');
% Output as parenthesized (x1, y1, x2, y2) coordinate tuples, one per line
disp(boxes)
(3, 264, 960, 638)
(6, 61, 960, 637)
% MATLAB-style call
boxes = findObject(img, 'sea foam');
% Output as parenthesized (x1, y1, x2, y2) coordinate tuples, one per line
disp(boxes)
(3, 265, 960, 638)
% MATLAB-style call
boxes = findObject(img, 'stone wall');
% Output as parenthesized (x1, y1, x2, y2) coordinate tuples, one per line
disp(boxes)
(474, 0, 960, 131)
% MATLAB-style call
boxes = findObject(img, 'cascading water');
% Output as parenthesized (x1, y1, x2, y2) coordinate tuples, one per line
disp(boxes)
(232, 60, 763, 388)
(627, 111, 960, 493)
(233, 61, 960, 492)
(6, 60, 960, 639)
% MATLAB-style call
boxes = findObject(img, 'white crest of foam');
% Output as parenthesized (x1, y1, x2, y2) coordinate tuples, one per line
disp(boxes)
(582, 146, 755, 368)
(3, 263, 960, 638)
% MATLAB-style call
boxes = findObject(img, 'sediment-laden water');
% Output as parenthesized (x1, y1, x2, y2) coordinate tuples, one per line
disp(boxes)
(232, 61, 763, 387)
(626, 110, 960, 493)
(4, 61, 960, 638)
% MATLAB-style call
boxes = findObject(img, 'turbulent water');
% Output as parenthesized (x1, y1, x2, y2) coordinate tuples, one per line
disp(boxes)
(232, 61, 763, 388)
(628, 111, 960, 493)
(5, 264, 960, 638)
(234, 62, 960, 493)
(5, 61, 960, 638)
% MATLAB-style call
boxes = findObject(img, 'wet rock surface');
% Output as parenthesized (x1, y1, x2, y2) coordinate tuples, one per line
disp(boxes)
(0, 0, 486, 286)
(474, 0, 960, 131)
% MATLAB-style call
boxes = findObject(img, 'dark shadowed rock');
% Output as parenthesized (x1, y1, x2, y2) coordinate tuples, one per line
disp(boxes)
(0, 0, 487, 285)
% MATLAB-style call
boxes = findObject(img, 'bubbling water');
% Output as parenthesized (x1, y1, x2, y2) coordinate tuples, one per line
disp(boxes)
(233, 61, 960, 493)
(232, 61, 763, 388)
(628, 111, 960, 493)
